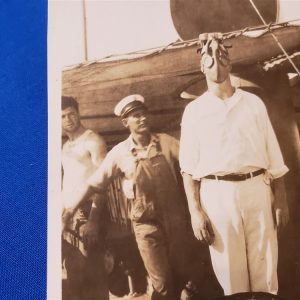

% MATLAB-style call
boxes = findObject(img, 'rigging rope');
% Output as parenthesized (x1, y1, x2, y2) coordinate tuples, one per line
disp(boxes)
(248, 0, 300, 76)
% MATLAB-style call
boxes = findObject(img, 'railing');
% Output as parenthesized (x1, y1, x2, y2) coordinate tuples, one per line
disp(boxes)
(106, 178, 133, 234)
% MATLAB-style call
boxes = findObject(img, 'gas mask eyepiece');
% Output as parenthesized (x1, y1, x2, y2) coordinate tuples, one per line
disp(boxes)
(197, 33, 231, 73)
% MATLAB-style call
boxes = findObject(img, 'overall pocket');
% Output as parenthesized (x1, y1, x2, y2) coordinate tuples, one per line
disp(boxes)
(131, 195, 156, 222)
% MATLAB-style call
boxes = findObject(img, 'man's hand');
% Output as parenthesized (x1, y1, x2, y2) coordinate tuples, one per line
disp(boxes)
(82, 221, 99, 246)
(82, 194, 105, 246)
(182, 173, 215, 245)
(191, 210, 215, 245)
(272, 197, 289, 231)
(273, 204, 289, 232)
(61, 184, 96, 233)
(62, 208, 74, 232)
(272, 177, 289, 232)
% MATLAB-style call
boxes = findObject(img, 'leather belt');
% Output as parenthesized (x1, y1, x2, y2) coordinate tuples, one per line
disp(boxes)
(203, 169, 265, 182)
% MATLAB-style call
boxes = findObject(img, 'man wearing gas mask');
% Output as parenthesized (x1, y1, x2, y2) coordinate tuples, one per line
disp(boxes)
(179, 33, 289, 296)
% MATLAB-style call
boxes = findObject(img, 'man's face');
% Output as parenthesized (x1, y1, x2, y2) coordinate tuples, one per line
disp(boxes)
(122, 108, 150, 134)
(61, 106, 81, 133)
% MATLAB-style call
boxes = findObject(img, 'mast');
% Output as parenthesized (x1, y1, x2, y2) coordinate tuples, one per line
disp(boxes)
(82, 0, 88, 61)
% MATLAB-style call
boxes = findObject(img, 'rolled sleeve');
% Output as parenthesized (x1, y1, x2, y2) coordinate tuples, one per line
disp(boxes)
(179, 103, 199, 176)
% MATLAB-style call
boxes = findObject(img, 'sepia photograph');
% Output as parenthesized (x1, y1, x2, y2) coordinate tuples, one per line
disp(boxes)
(48, 1, 300, 299)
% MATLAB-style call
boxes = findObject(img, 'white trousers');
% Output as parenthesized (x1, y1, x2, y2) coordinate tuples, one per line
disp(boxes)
(200, 174, 278, 295)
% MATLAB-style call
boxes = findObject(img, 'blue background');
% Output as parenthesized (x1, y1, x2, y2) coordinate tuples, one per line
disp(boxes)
(0, 1, 47, 299)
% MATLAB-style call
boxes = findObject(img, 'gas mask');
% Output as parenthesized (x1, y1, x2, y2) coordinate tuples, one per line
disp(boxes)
(197, 33, 232, 83)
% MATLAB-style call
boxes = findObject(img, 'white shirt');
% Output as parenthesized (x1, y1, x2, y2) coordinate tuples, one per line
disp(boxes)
(179, 88, 288, 180)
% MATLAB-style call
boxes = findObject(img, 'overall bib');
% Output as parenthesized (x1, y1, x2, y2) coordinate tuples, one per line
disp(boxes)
(131, 143, 189, 300)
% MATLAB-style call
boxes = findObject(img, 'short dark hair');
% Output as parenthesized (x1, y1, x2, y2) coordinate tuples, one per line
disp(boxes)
(62, 96, 79, 111)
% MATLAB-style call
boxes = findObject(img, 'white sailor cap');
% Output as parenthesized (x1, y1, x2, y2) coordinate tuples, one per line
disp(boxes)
(114, 94, 146, 117)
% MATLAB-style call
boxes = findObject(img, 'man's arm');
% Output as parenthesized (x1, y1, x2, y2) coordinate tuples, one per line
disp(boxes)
(258, 98, 289, 230)
(82, 132, 108, 244)
(86, 132, 107, 167)
(272, 176, 289, 231)
(179, 103, 214, 244)
(63, 147, 118, 232)
(182, 172, 214, 245)
(82, 190, 107, 246)
(62, 183, 96, 231)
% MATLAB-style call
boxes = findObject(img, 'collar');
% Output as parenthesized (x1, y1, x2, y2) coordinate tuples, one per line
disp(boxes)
(199, 88, 242, 116)
(128, 134, 159, 154)
(222, 88, 242, 110)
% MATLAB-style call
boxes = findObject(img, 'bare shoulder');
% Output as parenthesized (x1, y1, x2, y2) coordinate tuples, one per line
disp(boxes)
(85, 130, 106, 148)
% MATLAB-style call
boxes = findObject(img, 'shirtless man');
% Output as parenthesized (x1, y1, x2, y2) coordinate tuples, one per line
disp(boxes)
(61, 96, 108, 300)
